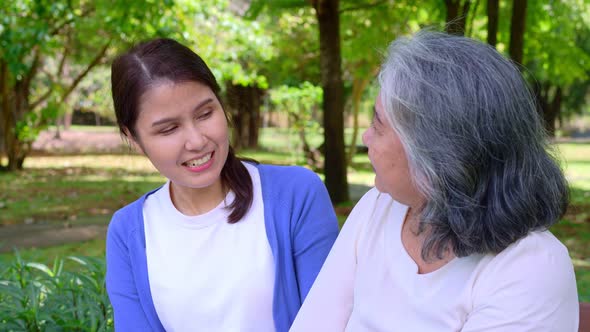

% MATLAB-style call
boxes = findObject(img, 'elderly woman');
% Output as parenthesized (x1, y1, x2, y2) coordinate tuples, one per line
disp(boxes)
(290, 31, 579, 331)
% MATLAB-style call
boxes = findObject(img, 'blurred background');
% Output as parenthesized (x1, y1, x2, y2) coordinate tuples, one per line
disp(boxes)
(0, 0, 588, 329)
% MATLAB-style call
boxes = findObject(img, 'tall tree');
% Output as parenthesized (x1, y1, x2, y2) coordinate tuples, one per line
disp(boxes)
(248, 0, 349, 203)
(487, 0, 499, 47)
(312, 0, 349, 203)
(508, 0, 527, 64)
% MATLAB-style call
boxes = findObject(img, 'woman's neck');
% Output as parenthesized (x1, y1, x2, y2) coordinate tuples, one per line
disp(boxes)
(401, 208, 455, 274)
(169, 180, 227, 216)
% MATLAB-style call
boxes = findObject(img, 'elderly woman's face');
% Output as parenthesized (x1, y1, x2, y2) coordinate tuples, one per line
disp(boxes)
(362, 92, 423, 208)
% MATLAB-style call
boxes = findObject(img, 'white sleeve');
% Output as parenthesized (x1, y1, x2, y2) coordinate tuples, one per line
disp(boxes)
(290, 189, 379, 332)
(461, 235, 579, 332)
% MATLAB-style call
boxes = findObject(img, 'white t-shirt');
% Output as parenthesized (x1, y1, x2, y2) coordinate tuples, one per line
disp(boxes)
(144, 163, 275, 332)
(291, 188, 579, 332)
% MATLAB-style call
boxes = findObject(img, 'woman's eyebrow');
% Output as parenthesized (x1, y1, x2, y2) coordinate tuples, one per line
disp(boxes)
(151, 116, 178, 127)
(193, 98, 214, 112)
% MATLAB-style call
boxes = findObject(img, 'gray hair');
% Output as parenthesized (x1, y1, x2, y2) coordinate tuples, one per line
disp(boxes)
(379, 31, 569, 261)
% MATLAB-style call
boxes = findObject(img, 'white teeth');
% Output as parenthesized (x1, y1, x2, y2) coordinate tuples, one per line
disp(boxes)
(185, 153, 212, 167)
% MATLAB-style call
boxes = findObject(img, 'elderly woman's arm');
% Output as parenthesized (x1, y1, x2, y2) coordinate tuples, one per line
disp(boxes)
(290, 188, 378, 332)
(289, 217, 356, 331)
(461, 233, 579, 332)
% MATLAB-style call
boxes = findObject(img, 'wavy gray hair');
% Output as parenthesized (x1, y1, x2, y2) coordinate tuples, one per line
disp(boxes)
(379, 31, 569, 261)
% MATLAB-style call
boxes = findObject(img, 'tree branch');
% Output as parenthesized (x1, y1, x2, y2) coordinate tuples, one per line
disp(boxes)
(22, 46, 42, 95)
(1, 60, 9, 127)
(57, 34, 71, 78)
(61, 39, 112, 102)
(30, 90, 53, 110)
(340, 0, 388, 13)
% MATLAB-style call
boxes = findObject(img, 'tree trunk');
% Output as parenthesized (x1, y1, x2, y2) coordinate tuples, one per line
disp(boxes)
(444, 0, 471, 35)
(543, 86, 562, 136)
(54, 120, 61, 139)
(314, 0, 349, 204)
(247, 87, 263, 149)
(346, 76, 370, 166)
(487, 0, 499, 47)
(6, 83, 30, 171)
(4, 48, 42, 171)
(63, 112, 73, 130)
(509, 0, 527, 65)
(225, 83, 263, 150)
(0, 60, 8, 166)
(534, 83, 561, 137)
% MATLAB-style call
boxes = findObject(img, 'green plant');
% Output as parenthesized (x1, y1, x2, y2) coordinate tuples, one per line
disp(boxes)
(0, 254, 112, 331)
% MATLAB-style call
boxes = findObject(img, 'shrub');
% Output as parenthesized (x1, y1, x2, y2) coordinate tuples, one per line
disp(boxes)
(0, 254, 113, 331)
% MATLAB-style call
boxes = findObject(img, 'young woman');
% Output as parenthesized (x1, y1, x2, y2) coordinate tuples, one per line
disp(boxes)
(106, 38, 338, 332)
(291, 31, 579, 331)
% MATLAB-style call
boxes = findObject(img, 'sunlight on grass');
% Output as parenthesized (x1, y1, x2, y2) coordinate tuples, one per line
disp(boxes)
(23, 154, 158, 172)
(47, 125, 118, 133)
(555, 143, 590, 161)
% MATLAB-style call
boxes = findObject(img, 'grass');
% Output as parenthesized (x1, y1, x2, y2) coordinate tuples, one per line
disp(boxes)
(0, 129, 589, 301)
(48, 125, 119, 133)
(0, 155, 164, 225)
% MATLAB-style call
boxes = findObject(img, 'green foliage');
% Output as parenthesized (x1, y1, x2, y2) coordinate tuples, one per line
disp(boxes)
(255, 5, 321, 86)
(525, 0, 590, 84)
(340, 0, 440, 79)
(0, 254, 112, 331)
(16, 98, 63, 143)
(270, 82, 323, 132)
(181, 0, 274, 89)
(74, 67, 114, 120)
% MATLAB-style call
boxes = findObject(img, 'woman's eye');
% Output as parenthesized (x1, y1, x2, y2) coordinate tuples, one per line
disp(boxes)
(160, 126, 177, 134)
(199, 111, 213, 120)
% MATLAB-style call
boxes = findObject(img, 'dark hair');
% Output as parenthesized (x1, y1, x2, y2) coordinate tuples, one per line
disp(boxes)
(379, 31, 569, 261)
(111, 38, 253, 223)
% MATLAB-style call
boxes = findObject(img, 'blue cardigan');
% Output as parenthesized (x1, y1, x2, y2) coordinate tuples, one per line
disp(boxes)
(106, 164, 339, 331)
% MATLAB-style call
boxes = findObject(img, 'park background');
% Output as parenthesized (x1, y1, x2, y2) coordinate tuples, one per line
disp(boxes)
(1, 0, 589, 330)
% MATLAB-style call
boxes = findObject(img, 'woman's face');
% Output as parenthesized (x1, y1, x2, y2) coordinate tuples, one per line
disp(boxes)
(362, 91, 424, 208)
(130, 80, 229, 193)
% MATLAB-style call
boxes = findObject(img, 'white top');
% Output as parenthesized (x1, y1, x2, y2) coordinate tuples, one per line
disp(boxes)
(291, 188, 579, 332)
(144, 163, 275, 332)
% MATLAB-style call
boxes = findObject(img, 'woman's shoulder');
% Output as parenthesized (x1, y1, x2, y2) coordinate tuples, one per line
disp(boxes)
(466, 230, 579, 326)
(495, 230, 571, 264)
(108, 186, 162, 237)
(474, 230, 576, 297)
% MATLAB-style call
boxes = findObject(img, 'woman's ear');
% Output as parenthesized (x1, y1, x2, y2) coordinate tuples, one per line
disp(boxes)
(122, 128, 145, 155)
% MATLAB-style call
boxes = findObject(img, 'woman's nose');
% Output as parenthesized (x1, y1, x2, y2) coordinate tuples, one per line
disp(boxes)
(184, 128, 206, 151)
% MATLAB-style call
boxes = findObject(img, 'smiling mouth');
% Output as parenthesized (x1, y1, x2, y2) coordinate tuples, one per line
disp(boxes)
(183, 152, 213, 167)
